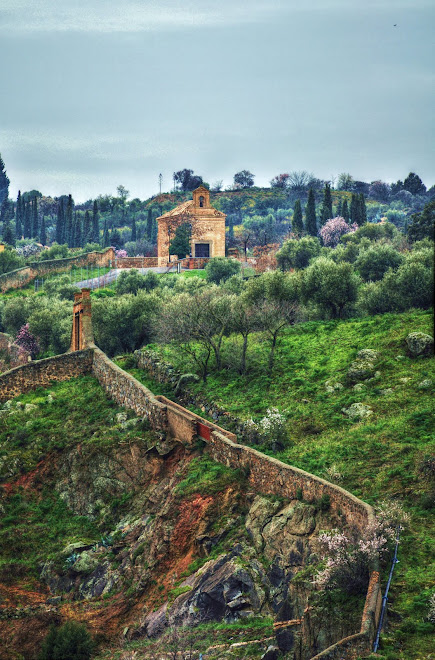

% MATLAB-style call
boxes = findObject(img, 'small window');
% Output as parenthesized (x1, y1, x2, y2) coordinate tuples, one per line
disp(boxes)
(199, 196, 205, 208)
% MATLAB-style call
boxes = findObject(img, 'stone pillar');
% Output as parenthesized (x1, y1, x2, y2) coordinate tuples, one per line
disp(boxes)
(70, 288, 94, 351)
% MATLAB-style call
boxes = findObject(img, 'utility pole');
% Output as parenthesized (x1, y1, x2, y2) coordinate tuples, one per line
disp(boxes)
(159, 173, 163, 195)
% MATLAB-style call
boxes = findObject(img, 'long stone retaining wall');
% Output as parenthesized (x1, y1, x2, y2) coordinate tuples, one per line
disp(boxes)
(0, 248, 115, 293)
(0, 341, 382, 658)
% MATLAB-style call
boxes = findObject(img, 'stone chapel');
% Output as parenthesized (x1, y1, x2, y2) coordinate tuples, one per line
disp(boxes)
(156, 186, 226, 266)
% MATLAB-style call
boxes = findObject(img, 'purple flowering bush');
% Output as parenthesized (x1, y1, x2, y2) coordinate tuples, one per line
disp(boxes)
(15, 323, 40, 358)
(115, 248, 128, 259)
(319, 217, 358, 247)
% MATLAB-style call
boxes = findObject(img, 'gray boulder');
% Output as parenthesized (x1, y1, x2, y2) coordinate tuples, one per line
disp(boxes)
(347, 349, 379, 382)
(406, 332, 434, 357)
(342, 403, 373, 420)
(174, 373, 200, 395)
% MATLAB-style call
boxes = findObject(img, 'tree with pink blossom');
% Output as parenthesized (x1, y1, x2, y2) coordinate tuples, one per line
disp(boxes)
(115, 248, 128, 259)
(319, 217, 358, 247)
(15, 323, 40, 358)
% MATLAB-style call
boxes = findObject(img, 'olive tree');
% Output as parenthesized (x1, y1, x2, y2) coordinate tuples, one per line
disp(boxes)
(355, 245, 404, 282)
(244, 270, 300, 372)
(205, 257, 241, 284)
(276, 236, 321, 270)
(156, 289, 234, 381)
(92, 291, 161, 355)
(302, 257, 360, 318)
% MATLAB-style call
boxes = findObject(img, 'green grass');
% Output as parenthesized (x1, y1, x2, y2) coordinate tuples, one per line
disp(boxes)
(176, 454, 247, 498)
(0, 376, 158, 576)
(94, 616, 275, 660)
(129, 309, 435, 659)
(0, 376, 156, 474)
(0, 489, 97, 578)
(180, 268, 208, 279)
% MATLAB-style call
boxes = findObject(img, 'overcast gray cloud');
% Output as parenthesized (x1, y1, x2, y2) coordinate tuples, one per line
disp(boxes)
(1, 0, 434, 201)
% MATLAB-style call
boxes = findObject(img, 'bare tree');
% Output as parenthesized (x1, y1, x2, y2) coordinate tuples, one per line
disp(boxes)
(257, 299, 298, 374)
(287, 170, 315, 193)
(230, 297, 261, 374)
(156, 289, 234, 381)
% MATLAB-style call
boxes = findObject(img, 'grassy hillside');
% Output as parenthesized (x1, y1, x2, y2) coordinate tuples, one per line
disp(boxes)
(128, 309, 435, 659)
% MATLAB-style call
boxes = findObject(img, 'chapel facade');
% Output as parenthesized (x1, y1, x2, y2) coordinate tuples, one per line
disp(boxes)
(156, 186, 226, 266)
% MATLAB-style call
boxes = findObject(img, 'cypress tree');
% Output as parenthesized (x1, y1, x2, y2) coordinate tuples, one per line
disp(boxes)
(15, 191, 23, 239)
(320, 183, 333, 225)
(74, 212, 82, 247)
(342, 198, 349, 222)
(350, 193, 358, 224)
(102, 219, 109, 247)
(358, 193, 367, 226)
(228, 216, 234, 241)
(131, 215, 137, 242)
(305, 188, 317, 236)
(336, 198, 342, 217)
(83, 210, 91, 245)
(66, 195, 73, 246)
(24, 201, 32, 238)
(40, 216, 47, 245)
(0, 153, 10, 207)
(146, 208, 153, 240)
(92, 200, 99, 243)
(0, 198, 13, 225)
(2, 218, 14, 246)
(56, 199, 64, 244)
(292, 199, 304, 234)
(151, 217, 158, 243)
(32, 197, 39, 237)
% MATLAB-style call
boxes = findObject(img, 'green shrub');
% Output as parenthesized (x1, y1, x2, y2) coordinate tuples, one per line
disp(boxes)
(276, 236, 321, 270)
(355, 245, 403, 282)
(0, 248, 24, 275)
(43, 274, 79, 300)
(38, 243, 70, 261)
(205, 257, 241, 284)
(115, 269, 148, 295)
(319, 493, 331, 511)
(38, 621, 93, 660)
(301, 257, 360, 318)
(341, 222, 397, 244)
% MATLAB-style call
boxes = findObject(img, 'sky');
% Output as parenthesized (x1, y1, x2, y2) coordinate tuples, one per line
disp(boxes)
(1, 0, 434, 203)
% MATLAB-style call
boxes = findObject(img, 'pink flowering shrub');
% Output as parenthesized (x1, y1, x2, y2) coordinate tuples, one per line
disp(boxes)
(15, 324, 40, 358)
(313, 500, 409, 594)
(115, 249, 128, 259)
(319, 217, 358, 247)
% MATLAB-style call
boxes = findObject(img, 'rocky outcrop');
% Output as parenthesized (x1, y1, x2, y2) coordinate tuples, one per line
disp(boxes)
(347, 349, 379, 382)
(32, 441, 360, 658)
(406, 332, 434, 357)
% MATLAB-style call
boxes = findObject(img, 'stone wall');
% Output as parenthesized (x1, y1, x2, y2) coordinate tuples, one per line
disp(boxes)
(0, 350, 93, 402)
(115, 257, 158, 268)
(156, 395, 237, 444)
(0, 248, 115, 293)
(91, 348, 167, 432)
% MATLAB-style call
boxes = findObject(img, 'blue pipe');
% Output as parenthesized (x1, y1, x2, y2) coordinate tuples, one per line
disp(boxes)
(373, 526, 401, 653)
